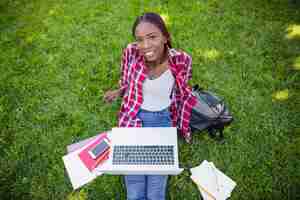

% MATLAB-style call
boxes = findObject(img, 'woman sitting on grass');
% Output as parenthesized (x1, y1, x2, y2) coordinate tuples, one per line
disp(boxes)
(104, 12, 196, 200)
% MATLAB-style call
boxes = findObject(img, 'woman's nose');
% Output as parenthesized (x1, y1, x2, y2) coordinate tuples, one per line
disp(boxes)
(142, 39, 150, 49)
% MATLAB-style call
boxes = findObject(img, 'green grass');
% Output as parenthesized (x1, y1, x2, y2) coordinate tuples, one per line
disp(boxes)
(0, 0, 299, 199)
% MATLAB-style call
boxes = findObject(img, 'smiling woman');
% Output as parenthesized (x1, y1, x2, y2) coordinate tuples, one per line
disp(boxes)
(103, 12, 197, 200)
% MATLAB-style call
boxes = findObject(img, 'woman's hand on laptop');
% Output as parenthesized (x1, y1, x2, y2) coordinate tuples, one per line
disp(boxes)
(104, 89, 121, 103)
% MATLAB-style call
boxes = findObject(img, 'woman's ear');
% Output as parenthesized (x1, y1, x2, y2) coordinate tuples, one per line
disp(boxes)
(162, 35, 168, 44)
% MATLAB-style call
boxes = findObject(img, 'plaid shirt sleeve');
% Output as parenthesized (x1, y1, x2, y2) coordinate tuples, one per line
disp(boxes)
(117, 44, 143, 128)
(173, 52, 197, 140)
(119, 46, 130, 96)
(184, 54, 192, 84)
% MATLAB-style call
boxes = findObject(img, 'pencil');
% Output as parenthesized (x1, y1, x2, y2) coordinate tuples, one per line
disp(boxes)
(196, 182, 216, 200)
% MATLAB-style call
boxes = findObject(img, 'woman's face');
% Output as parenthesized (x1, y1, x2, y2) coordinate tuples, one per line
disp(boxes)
(135, 22, 167, 63)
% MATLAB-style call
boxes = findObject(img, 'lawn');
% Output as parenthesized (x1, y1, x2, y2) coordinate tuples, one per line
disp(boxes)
(0, 0, 299, 199)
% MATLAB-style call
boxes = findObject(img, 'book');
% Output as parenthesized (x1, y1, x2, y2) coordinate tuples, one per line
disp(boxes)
(190, 160, 237, 200)
(78, 134, 110, 172)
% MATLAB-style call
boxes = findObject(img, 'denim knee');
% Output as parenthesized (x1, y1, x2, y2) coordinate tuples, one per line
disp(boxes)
(146, 175, 168, 200)
(125, 175, 146, 200)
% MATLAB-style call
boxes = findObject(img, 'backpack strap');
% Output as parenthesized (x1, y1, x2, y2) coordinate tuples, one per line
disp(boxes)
(218, 127, 224, 141)
(208, 126, 225, 142)
(207, 127, 217, 138)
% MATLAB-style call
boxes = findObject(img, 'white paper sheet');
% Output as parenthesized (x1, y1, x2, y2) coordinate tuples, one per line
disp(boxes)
(190, 160, 236, 200)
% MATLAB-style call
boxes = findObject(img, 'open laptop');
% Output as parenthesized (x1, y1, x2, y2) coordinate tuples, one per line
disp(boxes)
(96, 127, 183, 175)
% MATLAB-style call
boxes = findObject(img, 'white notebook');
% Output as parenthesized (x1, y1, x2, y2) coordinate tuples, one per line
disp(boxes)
(190, 160, 236, 200)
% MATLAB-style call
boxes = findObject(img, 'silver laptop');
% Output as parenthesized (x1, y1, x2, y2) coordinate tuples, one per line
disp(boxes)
(100, 127, 183, 175)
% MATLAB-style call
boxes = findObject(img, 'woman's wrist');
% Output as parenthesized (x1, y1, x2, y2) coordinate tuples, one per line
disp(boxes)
(118, 86, 126, 97)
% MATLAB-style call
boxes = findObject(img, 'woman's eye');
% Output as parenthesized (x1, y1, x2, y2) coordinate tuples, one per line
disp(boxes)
(149, 35, 156, 39)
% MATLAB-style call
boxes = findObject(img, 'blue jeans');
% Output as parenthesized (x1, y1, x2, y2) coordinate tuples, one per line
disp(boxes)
(125, 108, 171, 200)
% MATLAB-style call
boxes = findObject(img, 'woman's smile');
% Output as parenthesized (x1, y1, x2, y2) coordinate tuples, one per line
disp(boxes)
(144, 51, 155, 59)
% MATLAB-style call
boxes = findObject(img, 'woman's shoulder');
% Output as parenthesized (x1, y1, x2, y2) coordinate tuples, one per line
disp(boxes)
(123, 42, 138, 53)
(121, 42, 141, 59)
(125, 42, 138, 49)
(168, 48, 192, 64)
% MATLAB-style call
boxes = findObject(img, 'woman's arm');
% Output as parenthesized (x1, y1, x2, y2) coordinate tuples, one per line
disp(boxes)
(118, 46, 130, 96)
(183, 53, 192, 85)
(176, 52, 194, 143)
(103, 46, 130, 103)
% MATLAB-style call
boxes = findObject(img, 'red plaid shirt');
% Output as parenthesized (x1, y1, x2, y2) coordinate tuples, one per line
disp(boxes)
(118, 43, 197, 139)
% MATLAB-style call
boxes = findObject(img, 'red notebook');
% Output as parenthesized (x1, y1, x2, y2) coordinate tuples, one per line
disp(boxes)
(78, 134, 110, 172)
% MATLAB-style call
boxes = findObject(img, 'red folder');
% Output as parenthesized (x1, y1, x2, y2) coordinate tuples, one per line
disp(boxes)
(78, 134, 110, 172)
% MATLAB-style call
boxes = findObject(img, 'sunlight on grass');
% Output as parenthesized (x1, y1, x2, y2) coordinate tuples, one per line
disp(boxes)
(272, 89, 289, 101)
(49, 9, 56, 16)
(66, 190, 88, 200)
(196, 49, 221, 61)
(48, 5, 63, 16)
(48, 7, 58, 16)
(204, 49, 220, 60)
(25, 36, 34, 44)
(160, 13, 171, 25)
(293, 56, 300, 70)
(285, 24, 300, 39)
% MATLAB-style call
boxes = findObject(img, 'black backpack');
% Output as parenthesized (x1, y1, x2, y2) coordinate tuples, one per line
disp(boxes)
(190, 85, 233, 141)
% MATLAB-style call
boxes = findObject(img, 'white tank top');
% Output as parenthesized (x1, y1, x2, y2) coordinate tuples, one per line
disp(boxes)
(141, 69, 175, 111)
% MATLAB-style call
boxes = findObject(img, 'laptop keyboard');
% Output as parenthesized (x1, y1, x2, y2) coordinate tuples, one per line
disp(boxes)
(112, 145, 174, 165)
